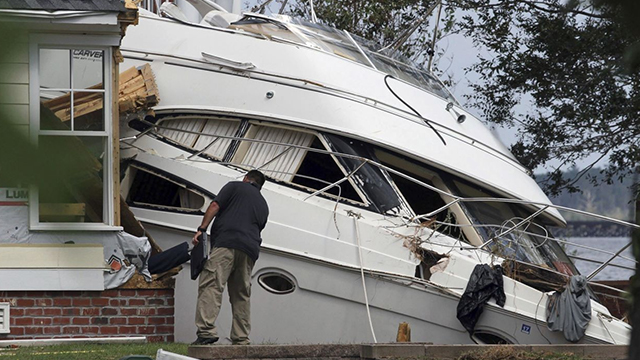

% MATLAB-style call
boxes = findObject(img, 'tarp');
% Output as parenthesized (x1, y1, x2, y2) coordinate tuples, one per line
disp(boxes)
(456, 264, 506, 333)
(546, 275, 592, 342)
(149, 241, 190, 275)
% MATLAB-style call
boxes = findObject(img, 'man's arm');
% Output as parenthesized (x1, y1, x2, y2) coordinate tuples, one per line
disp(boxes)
(192, 201, 220, 245)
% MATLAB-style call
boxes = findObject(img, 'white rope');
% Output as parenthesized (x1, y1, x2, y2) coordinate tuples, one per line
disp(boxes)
(309, 0, 318, 23)
(353, 214, 378, 343)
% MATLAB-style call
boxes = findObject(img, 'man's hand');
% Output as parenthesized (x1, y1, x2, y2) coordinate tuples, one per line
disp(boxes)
(193, 231, 202, 246)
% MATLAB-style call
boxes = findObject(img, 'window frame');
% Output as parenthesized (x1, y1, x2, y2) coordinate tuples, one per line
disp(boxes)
(28, 34, 120, 231)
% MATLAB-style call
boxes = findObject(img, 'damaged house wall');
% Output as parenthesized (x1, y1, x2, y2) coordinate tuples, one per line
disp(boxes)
(0, 2, 176, 343)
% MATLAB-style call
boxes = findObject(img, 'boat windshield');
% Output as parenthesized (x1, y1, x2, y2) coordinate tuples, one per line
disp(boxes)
(447, 179, 579, 276)
(233, 15, 456, 102)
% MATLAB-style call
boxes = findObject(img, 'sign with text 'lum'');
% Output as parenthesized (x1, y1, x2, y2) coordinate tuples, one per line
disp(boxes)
(0, 188, 28, 205)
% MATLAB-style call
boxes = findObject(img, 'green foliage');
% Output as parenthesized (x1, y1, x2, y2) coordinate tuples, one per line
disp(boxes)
(456, 0, 640, 196)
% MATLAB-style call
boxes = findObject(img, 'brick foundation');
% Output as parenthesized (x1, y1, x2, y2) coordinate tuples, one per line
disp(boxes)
(0, 289, 174, 342)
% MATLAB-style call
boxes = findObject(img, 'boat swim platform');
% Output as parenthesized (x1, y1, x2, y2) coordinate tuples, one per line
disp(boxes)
(188, 343, 629, 360)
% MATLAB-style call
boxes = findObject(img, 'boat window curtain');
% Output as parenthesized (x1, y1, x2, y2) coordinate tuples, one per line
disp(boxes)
(234, 125, 314, 182)
(157, 117, 241, 160)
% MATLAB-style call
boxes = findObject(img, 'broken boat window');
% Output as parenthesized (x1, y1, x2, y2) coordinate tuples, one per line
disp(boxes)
(229, 17, 306, 44)
(291, 137, 363, 203)
(374, 149, 466, 241)
(448, 179, 577, 275)
(126, 166, 206, 213)
(156, 116, 242, 160)
(324, 134, 400, 213)
(232, 124, 364, 203)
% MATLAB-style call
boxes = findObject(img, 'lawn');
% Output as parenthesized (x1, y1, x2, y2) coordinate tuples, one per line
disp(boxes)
(0, 343, 189, 360)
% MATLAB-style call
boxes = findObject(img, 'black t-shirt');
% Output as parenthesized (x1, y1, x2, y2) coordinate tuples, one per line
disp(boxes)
(210, 181, 269, 262)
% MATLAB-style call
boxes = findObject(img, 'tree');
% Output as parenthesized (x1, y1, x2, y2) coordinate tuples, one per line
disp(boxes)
(457, 0, 640, 197)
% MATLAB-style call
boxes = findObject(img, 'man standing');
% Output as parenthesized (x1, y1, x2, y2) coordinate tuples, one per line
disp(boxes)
(192, 170, 269, 346)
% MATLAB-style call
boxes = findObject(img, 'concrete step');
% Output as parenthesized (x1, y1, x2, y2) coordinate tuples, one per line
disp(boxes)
(188, 343, 628, 360)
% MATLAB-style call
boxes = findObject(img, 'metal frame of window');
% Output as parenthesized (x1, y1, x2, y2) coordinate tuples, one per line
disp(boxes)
(28, 34, 120, 231)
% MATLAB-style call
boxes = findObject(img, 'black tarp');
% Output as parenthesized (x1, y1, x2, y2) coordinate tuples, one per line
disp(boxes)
(148, 241, 190, 275)
(546, 275, 592, 342)
(456, 264, 506, 333)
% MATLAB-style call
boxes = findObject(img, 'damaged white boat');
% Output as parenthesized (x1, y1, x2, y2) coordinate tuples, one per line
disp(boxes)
(118, 0, 633, 345)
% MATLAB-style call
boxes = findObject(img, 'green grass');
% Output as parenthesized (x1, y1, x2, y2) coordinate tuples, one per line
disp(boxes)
(0, 343, 189, 360)
(0, 343, 593, 360)
(457, 347, 586, 360)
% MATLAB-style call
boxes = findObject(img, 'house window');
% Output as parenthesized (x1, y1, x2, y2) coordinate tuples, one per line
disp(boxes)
(29, 36, 116, 230)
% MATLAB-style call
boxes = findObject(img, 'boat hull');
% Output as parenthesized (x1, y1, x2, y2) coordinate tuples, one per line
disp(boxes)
(143, 222, 598, 345)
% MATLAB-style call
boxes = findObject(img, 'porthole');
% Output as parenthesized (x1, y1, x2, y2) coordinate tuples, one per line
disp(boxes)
(472, 331, 512, 344)
(258, 272, 296, 295)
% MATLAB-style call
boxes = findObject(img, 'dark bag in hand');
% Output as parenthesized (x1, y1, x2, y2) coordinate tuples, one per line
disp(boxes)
(191, 232, 209, 280)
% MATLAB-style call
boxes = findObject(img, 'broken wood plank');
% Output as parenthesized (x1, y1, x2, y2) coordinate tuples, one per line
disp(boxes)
(42, 64, 160, 123)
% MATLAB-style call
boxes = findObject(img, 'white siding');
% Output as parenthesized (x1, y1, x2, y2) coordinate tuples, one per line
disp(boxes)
(0, 84, 29, 105)
(0, 105, 28, 125)
(0, 244, 105, 291)
(0, 32, 29, 125)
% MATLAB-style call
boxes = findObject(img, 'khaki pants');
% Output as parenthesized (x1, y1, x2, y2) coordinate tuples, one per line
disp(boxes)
(195, 247, 254, 345)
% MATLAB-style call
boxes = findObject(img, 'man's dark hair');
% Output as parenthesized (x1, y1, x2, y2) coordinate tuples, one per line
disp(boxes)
(246, 170, 266, 189)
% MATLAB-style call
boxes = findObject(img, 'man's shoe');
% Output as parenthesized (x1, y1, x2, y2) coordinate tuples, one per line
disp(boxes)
(191, 337, 219, 345)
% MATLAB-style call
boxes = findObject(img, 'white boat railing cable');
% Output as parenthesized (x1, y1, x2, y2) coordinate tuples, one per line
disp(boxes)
(569, 255, 635, 271)
(425, 221, 637, 265)
(309, 0, 318, 23)
(187, 137, 223, 159)
(303, 162, 367, 201)
(133, 120, 640, 233)
(255, 146, 296, 171)
(125, 122, 639, 289)
(586, 241, 634, 281)
(351, 211, 378, 343)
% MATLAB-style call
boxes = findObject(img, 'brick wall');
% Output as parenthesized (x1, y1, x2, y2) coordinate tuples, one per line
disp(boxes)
(0, 289, 174, 342)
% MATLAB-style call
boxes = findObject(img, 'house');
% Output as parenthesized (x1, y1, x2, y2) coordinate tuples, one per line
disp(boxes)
(0, 0, 174, 343)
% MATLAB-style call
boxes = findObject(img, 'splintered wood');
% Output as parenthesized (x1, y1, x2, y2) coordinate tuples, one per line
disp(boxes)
(41, 64, 159, 121)
(118, 63, 159, 113)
